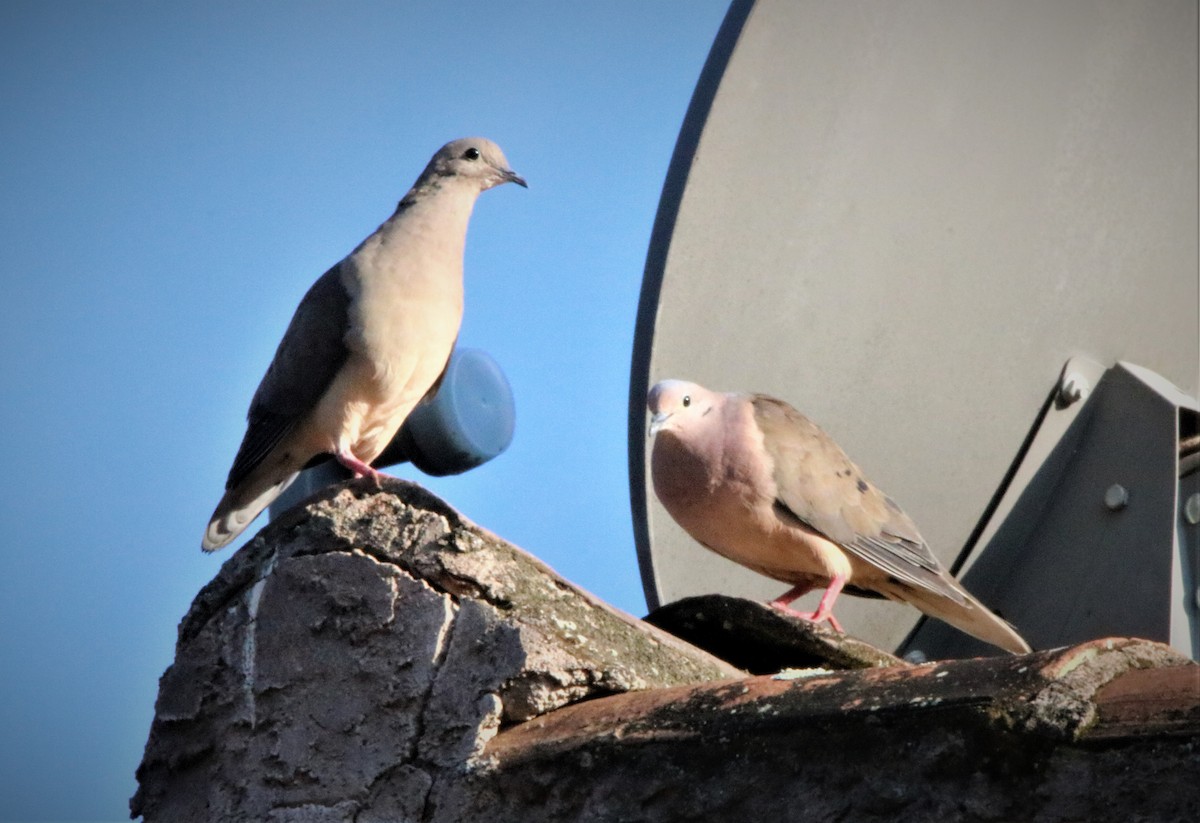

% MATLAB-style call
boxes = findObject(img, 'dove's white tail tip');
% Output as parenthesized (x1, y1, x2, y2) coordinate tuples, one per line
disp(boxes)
(201, 472, 299, 552)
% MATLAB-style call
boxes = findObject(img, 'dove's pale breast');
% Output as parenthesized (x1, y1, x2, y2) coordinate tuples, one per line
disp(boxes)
(306, 192, 472, 464)
(651, 396, 854, 585)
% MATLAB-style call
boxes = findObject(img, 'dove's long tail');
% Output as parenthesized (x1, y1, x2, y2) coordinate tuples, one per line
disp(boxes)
(202, 469, 300, 551)
(880, 577, 1032, 655)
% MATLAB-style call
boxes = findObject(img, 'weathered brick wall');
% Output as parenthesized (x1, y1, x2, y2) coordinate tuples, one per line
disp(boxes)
(133, 480, 1200, 822)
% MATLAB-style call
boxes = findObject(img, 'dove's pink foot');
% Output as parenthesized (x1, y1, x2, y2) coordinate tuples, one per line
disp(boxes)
(336, 450, 384, 485)
(770, 575, 847, 633)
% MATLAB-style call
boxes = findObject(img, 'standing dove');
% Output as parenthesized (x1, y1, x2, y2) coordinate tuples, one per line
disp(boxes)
(203, 138, 525, 551)
(647, 380, 1031, 654)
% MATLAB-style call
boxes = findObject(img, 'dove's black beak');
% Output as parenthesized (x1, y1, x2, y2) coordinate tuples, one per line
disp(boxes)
(503, 169, 528, 188)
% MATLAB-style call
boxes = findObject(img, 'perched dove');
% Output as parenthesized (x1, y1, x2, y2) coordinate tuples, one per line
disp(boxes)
(647, 380, 1031, 654)
(202, 138, 525, 551)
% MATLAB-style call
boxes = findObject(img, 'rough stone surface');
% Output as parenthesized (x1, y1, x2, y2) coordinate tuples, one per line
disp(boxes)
(467, 639, 1199, 823)
(132, 479, 740, 822)
(646, 594, 908, 672)
(134, 480, 1200, 822)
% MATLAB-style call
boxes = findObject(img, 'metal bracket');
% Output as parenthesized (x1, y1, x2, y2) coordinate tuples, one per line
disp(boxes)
(903, 360, 1200, 660)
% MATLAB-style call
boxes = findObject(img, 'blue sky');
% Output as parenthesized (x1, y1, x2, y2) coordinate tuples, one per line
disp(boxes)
(0, 2, 730, 819)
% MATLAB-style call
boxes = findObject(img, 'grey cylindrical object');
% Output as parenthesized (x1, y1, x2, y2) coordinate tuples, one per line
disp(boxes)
(270, 347, 515, 520)
(390, 347, 516, 476)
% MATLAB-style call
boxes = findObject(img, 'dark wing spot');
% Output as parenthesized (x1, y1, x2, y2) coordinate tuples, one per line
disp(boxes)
(856, 478, 869, 494)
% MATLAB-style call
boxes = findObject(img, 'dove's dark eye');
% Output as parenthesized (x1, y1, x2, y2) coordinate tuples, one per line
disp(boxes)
(463, 147, 481, 161)
(682, 395, 691, 408)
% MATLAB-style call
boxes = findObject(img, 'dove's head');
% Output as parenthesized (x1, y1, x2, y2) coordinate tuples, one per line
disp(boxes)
(425, 137, 527, 191)
(647, 380, 723, 438)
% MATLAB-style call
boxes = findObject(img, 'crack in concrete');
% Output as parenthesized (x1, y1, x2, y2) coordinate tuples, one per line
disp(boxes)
(403, 588, 458, 822)
(352, 541, 511, 611)
(242, 549, 279, 728)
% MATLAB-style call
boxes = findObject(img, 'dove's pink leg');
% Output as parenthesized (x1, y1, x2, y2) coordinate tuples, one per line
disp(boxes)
(769, 583, 815, 610)
(770, 575, 847, 633)
(336, 450, 384, 485)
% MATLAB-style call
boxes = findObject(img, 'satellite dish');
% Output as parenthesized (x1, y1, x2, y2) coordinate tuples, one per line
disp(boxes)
(630, 0, 1199, 655)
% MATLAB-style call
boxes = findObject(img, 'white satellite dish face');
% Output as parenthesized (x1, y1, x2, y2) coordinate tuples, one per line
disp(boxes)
(631, 0, 1198, 651)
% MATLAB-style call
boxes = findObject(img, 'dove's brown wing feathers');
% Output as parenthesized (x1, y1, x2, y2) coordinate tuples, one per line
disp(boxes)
(225, 264, 351, 490)
(751, 395, 964, 605)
